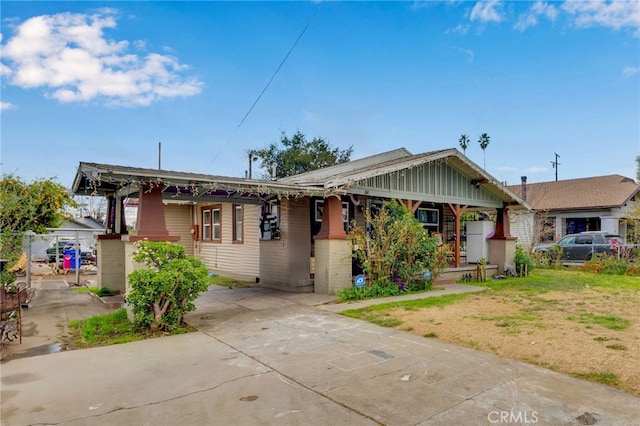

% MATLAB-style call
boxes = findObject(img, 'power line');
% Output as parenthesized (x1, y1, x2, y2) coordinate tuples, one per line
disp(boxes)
(203, 5, 322, 174)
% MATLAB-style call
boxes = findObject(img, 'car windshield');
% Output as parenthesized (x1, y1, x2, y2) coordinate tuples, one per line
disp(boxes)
(558, 236, 576, 245)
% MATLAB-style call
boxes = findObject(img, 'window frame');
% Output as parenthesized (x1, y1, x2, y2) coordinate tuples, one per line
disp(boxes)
(202, 205, 221, 242)
(416, 207, 439, 226)
(232, 204, 243, 243)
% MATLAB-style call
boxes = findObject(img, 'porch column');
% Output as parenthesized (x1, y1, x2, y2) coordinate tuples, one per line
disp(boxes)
(122, 184, 179, 312)
(488, 207, 517, 274)
(96, 193, 128, 292)
(314, 196, 351, 295)
(129, 184, 178, 241)
(448, 204, 468, 267)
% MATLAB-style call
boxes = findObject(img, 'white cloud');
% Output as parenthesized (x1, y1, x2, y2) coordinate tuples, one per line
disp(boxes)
(470, 1, 504, 23)
(0, 101, 17, 110)
(515, 1, 558, 31)
(562, 0, 640, 36)
(527, 167, 548, 173)
(0, 10, 203, 106)
(497, 166, 517, 172)
(623, 66, 640, 76)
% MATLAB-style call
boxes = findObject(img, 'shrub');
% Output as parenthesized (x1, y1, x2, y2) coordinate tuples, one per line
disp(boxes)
(514, 244, 535, 276)
(582, 254, 628, 275)
(350, 201, 447, 298)
(127, 241, 209, 332)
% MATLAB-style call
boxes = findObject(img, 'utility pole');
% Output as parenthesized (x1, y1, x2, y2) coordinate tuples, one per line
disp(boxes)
(158, 142, 162, 170)
(551, 152, 560, 181)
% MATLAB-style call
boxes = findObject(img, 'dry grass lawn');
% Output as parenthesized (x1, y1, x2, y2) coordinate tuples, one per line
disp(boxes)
(344, 270, 640, 397)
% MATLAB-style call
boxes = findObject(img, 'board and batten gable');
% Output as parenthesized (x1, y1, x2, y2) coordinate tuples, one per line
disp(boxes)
(196, 203, 261, 282)
(349, 160, 504, 208)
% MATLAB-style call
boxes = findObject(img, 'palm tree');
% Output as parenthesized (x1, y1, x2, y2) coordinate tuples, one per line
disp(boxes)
(478, 133, 490, 169)
(459, 134, 470, 155)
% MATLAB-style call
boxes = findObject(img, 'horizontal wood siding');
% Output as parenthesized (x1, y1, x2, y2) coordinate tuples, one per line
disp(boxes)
(164, 204, 194, 256)
(260, 198, 312, 291)
(197, 203, 260, 281)
(509, 210, 535, 247)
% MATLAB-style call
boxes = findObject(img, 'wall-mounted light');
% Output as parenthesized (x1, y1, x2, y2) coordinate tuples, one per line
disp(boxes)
(470, 179, 482, 189)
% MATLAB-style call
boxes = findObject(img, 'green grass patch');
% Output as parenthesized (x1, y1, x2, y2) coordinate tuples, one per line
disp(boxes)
(568, 313, 631, 331)
(67, 309, 193, 349)
(341, 293, 472, 326)
(209, 275, 254, 289)
(575, 372, 619, 386)
(341, 293, 472, 318)
(606, 343, 627, 351)
(72, 286, 118, 297)
(468, 269, 640, 293)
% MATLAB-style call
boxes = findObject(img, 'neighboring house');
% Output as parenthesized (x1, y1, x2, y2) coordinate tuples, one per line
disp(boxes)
(71, 147, 528, 294)
(507, 174, 640, 247)
(29, 217, 104, 260)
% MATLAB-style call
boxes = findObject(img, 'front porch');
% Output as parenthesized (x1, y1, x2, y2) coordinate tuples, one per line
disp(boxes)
(433, 263, 499, 285)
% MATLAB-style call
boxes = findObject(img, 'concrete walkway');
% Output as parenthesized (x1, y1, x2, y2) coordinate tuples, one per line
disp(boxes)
(1, 284, 639, 425)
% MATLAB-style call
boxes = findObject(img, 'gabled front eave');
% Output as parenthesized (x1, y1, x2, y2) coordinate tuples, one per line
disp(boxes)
(72, 162, 346, 201)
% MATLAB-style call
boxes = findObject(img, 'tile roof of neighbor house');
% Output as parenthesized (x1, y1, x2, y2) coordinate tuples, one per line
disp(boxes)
(507, 174, 639, 211)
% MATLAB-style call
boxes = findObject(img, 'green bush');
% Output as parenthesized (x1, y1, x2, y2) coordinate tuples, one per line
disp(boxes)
(348, 200, 445, 300)
(582, 254, 629, 275)
(127, 241, 209, 332)
(514, 244, 535, 276)
(95, 287, 118, 297)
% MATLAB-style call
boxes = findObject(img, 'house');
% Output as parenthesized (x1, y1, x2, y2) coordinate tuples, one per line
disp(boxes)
(507, 174, 640, 247)
(71, 147, 529, 295)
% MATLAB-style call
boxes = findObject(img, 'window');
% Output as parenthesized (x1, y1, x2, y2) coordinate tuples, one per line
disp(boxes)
(212, 208, 221, 240)
(416, 208, 439, 226)
(233, 204, 243, 242)
(202, 210, 211, 240)
(314, 199, 349, 232)
(314, 200, 349, 223)
(202, 206, 221, 242)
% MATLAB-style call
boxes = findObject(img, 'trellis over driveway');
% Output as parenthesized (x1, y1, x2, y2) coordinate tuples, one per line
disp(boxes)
(71, 148, 530, 295)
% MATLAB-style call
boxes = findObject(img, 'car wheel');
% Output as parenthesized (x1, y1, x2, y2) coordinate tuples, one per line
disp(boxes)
(585, 253, 592, 261)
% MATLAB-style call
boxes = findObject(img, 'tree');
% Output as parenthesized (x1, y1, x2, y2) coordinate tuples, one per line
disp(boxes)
(253, 131, 353, 178)
(459, 134, 470, 155)
(635, 155, 640, 182)
(73, 195, 107, 221)
(0, 175, 76, 284)
(127, 241, 209, 332)
(478, 133, 490, 169)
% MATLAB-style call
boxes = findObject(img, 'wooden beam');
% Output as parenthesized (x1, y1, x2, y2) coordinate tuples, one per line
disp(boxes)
(447, 203, 468, 267)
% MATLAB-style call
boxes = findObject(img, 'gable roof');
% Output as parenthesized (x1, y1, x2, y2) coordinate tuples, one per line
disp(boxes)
(280, 147, 529, 208)
(71, 147, 529, 209)
(507, 174, 639, 211)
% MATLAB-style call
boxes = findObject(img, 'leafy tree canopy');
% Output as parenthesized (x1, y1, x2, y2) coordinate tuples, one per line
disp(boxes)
(253, 131, 353, 178)
(0, 175, 76, 282)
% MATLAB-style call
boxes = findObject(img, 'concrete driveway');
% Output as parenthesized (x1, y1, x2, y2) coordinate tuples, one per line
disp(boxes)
(1, 285, 639, 425)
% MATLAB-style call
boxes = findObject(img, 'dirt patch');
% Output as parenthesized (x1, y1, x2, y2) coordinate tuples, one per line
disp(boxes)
(386, 288, 640, 396)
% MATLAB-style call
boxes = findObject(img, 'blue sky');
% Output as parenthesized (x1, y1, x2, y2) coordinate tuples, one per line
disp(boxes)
(1, 1, 639, 190)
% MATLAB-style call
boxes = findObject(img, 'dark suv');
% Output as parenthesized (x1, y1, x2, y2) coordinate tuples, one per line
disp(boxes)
(534, 231, 622, 262)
